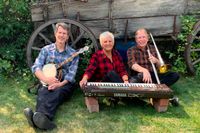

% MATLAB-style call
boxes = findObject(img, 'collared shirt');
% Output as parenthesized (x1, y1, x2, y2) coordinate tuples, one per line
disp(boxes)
(83, 49, 128, 82)
(31, 43, 79, 83)
(127, 44, 157, 72)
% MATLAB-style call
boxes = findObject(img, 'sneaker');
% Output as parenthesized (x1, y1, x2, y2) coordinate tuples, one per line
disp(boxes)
(117, 98, 126, 106)
(33, 112, 56, 130)
(170, 96, 179, 106)
(103, 98, 112, 106)
(23, 108, 35, 127)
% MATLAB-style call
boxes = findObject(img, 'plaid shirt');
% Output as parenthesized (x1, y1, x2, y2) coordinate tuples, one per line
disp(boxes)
(83, 49, 128, 82)
(31, 43, 79, 83)
(127, 44, 157, 72)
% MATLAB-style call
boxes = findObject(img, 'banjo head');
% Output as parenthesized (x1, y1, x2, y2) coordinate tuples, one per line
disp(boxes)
(42, 64, 57, 77)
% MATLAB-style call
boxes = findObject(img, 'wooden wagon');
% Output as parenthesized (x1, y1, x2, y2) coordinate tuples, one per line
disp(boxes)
(27, 0, 200, 74)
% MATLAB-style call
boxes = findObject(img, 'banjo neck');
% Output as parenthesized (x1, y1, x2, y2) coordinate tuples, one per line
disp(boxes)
(56, 52, 78, 69)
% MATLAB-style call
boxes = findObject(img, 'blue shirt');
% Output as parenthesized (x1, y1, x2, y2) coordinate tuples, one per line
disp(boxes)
(31, 43, 79, 83)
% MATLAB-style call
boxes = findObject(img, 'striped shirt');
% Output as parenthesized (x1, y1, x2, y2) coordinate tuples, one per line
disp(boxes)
(31, 43, 79, 83)
(127, 44, 157, 72)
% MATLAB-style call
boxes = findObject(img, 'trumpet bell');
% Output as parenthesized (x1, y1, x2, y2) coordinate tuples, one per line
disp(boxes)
(159, 64, 169, 74)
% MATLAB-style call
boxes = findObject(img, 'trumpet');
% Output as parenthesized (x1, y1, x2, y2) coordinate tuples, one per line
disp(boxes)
(149, 33, 169, 74)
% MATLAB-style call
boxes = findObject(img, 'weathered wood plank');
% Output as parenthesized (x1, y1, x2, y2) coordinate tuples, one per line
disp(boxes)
(31, 0, 199, 21)
(67, 0, 109, 20)
(81, 20, 109, 39)
(112, 16, 181, 38)
(186, 0, 200, 14)
(79, 16, 180, 39)
(30, 0, 198, 38)
(112, 0, 186, 18)
(31, 0, 109, 22)
(31, 4, 45, 21)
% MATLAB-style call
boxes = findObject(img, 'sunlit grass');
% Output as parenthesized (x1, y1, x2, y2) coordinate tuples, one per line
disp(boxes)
(0, 75, 200, 132)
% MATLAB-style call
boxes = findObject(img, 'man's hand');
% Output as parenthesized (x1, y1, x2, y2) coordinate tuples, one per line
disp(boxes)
(132, 64, 152, 83)
(79, 78, 87, 89)
(44, 77, 59, 85)
(48, 79, 68, 90)
(124, 80, 129, 84)
(48, 82, 62, 90)
(149, 54, 159, 64)
(142, 69, 152, 83)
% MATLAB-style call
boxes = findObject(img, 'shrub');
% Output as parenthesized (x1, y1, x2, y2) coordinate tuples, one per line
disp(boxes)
(0, 0, 33, 79)
(166, 15, 197, 74)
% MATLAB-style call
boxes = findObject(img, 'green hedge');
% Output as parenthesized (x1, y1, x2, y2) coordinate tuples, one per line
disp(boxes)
(0, 0, 33, 76)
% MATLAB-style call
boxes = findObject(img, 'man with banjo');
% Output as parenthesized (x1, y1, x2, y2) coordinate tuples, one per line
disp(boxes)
(24, 22, 79, 130)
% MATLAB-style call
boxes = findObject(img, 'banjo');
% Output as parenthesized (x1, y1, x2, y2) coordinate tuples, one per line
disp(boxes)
(41, 46, 89, 86)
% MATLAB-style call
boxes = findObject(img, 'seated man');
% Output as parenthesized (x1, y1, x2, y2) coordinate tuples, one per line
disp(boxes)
(24, 22, 79, 130)
(127, 28, 179, 86)
(127, 28, 179, 105)
(79, 31, 129, 106)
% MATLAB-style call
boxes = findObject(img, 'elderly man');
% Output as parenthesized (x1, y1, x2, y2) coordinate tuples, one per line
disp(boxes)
(127, 28, 179, 86)
(79, 31, 129, 87)
(79, 31, 129, 107)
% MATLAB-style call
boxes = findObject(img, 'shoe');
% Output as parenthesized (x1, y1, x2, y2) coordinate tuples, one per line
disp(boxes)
(117, 100, 126, 106)
(103, 97, 119, 107)
(103, 98, 112, 106)
(170, 96, 179, 106)
(33, 112, 57, 130)
(23, 108, 35, 127)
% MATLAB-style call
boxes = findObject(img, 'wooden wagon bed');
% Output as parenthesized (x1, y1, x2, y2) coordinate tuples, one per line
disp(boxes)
(31, 0, 200, 38)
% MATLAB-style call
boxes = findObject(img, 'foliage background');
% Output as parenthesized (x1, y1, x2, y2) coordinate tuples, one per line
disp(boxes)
(0, 0, 33, 78)
(165, 15, 198, 74)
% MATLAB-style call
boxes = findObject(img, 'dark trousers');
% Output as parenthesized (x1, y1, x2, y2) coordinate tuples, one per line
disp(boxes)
(130, 71, 179, 86)
(153, 72, 179, 86)
(36, 82, 75, 120)
(101, 70, 123, 83)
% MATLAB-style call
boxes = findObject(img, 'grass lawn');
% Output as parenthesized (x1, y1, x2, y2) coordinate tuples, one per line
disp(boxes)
(0, 75, 200, 133)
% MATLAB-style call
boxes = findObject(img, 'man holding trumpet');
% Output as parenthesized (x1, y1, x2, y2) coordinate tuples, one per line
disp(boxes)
(127, 28, 179, 87)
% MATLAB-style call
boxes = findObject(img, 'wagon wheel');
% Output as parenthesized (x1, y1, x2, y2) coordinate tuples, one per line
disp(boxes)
(26, 18, 99, 67)
(185, 20, 200, 75)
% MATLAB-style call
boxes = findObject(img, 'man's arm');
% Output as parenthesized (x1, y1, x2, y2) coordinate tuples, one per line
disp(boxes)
(132, 63, 152, 83)
(35, 70, 59, 86)
(63, 56, 79, 83)
(32, 45, 60, 86)
(35, 69, 46, 82)
(132, 63, 148, 73)
(149, 54, 161, 67)
(79, 74, 89, 88)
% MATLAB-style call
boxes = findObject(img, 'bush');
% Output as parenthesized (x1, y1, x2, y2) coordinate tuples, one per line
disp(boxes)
(166, 15, 197, 74)
(0, 0, 33, 78)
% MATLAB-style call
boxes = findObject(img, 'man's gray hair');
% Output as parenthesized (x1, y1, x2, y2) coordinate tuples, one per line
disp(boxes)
(99, 31, 114, 45)
(55, 22, 69, 33)
(135, 28, 149, 37)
